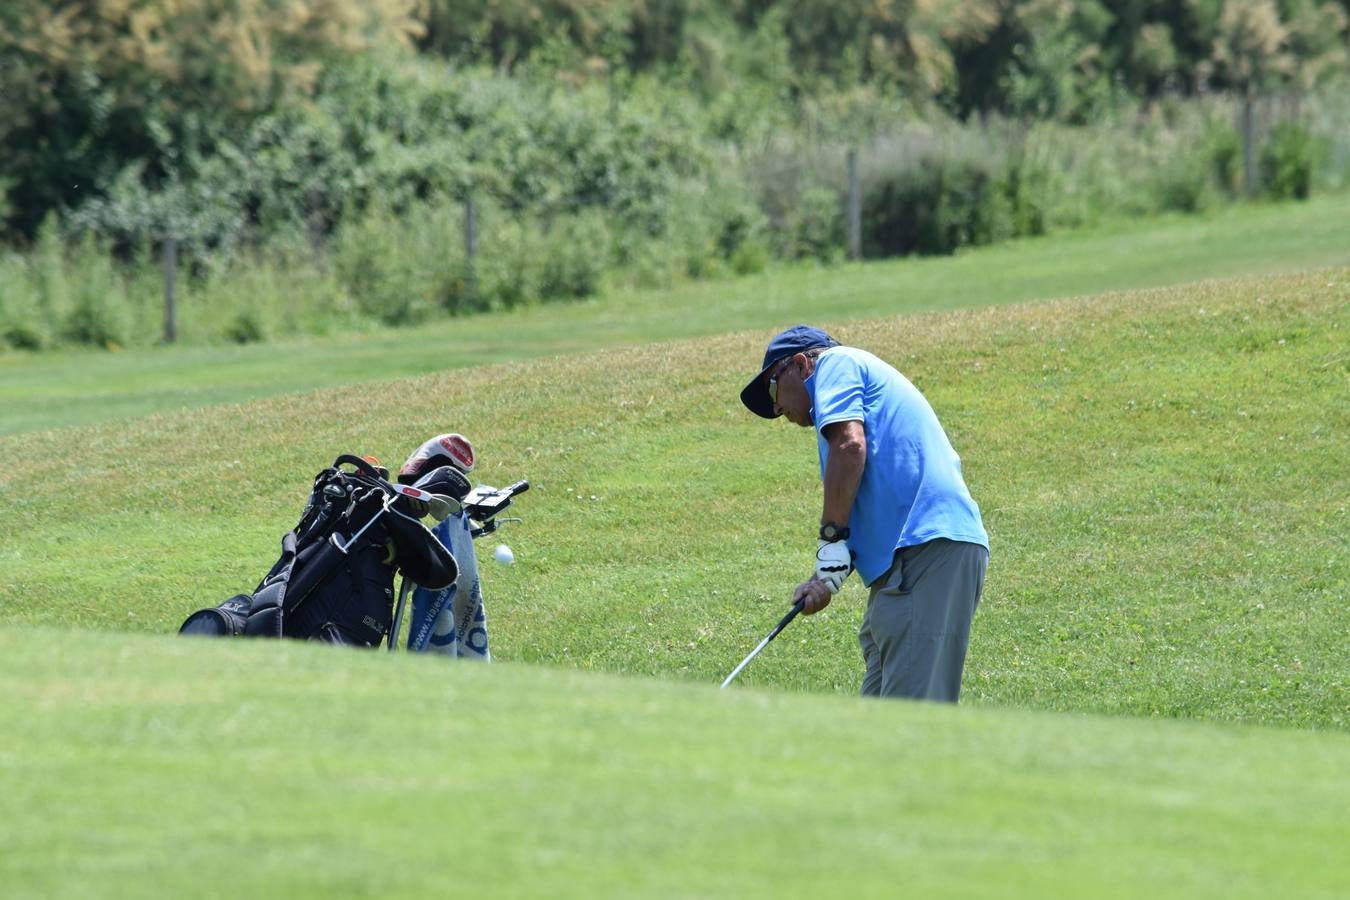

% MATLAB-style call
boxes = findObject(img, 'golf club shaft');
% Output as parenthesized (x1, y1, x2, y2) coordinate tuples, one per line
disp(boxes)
(720, 600, 804, 689)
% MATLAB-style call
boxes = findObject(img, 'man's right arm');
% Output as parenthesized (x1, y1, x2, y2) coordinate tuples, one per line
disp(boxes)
(820, 419, 866, 527)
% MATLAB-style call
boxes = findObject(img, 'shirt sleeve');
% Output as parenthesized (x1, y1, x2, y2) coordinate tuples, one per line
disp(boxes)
(812, 351, 865, 435)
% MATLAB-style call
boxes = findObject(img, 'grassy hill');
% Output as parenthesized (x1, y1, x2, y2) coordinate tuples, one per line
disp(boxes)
(1, 259, 1347, 896)
(1, 268, 1344, 729)
(2, 629, 1347, 899)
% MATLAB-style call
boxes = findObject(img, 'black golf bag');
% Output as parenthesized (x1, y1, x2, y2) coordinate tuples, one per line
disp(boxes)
(179, 455, 460, 647)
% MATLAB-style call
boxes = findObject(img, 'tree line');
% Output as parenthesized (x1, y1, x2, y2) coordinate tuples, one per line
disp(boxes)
(0, 2, 1345, 350)
(3, 1, 1347, 244)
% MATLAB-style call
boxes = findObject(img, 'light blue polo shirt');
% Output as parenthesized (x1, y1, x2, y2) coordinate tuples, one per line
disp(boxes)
(808, 346, 988, 586)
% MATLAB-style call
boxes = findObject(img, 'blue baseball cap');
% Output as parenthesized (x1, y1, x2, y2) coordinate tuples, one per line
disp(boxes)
(740, 325, 839, 419)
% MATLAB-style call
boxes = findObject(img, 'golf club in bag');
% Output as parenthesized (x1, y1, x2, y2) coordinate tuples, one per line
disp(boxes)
(388, 478, 530, 654)
(720, 600, 805, 688)
(179, 455, 467, 646)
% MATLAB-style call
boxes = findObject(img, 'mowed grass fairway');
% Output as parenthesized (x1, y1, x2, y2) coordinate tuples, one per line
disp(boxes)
(2, 631, 1347, 899)
(1, 261, 1347, 894)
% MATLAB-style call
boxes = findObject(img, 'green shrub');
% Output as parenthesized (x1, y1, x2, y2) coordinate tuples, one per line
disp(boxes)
(714, 206, 760, 262)
(695, 178, 772, 277)
(0, 254, 48, 350)
(730, 239, 770, 276)
(431, 258, 480, 315)
(249, 237, 351, 337)
(335, 206, 401, 323)
(942, 160, 1015, 248)
(864, 157, 940, 257)
(1152, 155, 1213, 214)
(863, 155, 1010, 258)
(336, 198, 466, 324)
(185, 244, 353, 345)
(624, 240, 680, 290)
(31, 214, 72, 337)
(654, 182, 728, 281)
(1260, 124, 1318, 200)
(223, 310, 267, 344)
(118, 243, 171, 345)
(537, 211, 610, 300)
(62, 233, 131, 348)
(1206, 127, 1243, 197)
(784, 184, 845, 262)
(999, 157, 1049, 237)
(474, 217, 540, 311)
(0, 177, 12, 227)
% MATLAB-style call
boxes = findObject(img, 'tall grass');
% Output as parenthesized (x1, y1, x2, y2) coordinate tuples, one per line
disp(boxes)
(4, 195, 1349, 436)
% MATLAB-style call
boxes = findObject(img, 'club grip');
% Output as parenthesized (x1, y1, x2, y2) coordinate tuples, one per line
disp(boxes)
(332, 454, 393, 492)
(771, 599, 805, 636)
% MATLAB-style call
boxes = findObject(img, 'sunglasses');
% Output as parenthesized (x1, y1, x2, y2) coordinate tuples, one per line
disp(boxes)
(767, 358, 793, 405)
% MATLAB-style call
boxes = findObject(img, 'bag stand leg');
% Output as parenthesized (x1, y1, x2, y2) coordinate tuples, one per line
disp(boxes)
(388, 575, 414, 652)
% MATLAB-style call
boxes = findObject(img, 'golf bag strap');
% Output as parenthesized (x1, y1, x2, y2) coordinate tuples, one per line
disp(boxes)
(243, 531, 299, 638)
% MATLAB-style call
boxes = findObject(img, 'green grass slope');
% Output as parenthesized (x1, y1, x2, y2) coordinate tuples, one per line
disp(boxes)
(3, 630, 1348, 899)
(3, 194, 1349, 434)
(2, 269, 1345, 729)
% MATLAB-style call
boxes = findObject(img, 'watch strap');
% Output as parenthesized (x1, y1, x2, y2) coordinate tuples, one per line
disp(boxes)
(819, 521, 850, 542)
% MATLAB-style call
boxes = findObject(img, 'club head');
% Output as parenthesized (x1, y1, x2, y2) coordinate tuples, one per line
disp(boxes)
(390, 482, 461, 522)
(426, 494, 460, 522)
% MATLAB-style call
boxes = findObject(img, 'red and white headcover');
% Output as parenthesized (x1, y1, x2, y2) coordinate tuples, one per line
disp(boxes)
(398, 432, 476, 483)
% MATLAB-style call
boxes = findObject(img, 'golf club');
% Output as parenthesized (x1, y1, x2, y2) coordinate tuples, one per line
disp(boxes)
(720, 599, 805, 689)
(390, 474, 532, 653)
(330, 481, 460, 556)
(391, 482, 459, 522)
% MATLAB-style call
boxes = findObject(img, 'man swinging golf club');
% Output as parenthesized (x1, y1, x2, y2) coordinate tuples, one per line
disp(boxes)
(740, 325, 989, 702)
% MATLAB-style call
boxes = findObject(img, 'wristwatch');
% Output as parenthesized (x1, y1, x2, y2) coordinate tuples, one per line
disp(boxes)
(819, 521, 850, 542)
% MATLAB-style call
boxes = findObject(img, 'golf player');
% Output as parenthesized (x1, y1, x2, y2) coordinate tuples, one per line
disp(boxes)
(740, 325, 989, 702)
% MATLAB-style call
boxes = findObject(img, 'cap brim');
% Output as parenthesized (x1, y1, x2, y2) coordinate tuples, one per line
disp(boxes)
(740, 364, 780, 419)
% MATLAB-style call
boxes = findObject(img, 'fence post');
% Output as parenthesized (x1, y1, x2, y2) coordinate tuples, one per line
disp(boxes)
(162, 236, 178, 344)
(464, 192, 479, 305)
(847, 148, 862, 261)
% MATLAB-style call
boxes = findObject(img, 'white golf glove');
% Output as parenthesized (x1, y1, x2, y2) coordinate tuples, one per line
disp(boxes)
(814, 540, 853, 594)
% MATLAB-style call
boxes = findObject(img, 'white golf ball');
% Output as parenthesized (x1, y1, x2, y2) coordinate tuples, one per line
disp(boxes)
(493, 544, 515, 565)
